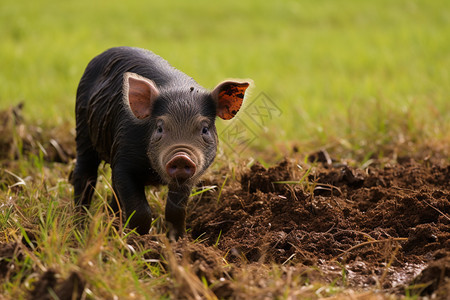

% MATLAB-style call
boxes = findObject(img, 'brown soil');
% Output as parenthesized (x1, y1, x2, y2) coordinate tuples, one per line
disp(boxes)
(185, 156, 449, 298)
(130, 154, 449, 298)
(28, 270, 85, 300)
(0, 104, 449, 299)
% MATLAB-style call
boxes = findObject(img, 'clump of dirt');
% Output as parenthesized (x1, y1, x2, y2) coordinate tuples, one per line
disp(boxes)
(409, 254, 450, 297)
(29, 270, 85, 300)
(187, 156, 449, 297)
(0, 238, 85, 300)
(128, 235, 232, 298)
(0, 242, 21, 279)
(128, 235, 229, 285)
(240, 159, 293, 194)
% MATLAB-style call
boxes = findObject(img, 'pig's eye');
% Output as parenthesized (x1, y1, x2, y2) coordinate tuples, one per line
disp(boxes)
(153, 120, 164, 142)
(200, 122, 212, 142)
(201, 124, 213, 143)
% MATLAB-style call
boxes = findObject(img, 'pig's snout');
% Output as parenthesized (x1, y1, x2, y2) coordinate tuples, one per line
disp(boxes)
(165, 153, 196, 182)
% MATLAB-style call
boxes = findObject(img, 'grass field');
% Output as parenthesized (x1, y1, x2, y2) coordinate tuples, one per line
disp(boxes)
(1, 0, 449, 299)
(1, 0, 449, 154)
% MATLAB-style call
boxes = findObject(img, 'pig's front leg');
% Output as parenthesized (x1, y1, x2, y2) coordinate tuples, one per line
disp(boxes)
(111, 167, 152, 235)
(165, 184, 192, 240)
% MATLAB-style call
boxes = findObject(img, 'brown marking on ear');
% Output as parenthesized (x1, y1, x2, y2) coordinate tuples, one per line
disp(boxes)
(212, 81, 250, 120)
(124, 72, 160, 119)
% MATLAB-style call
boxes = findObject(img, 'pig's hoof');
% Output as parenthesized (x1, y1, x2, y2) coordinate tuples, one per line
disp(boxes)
(167, 224, 185, 242)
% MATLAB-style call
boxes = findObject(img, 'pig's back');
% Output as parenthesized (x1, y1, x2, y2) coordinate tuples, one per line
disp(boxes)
(75, 47, 196, 163)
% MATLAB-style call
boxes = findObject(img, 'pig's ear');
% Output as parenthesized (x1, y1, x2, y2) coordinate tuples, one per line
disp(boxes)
(211, 81, 250, 120)
(123, 72, 160, 119)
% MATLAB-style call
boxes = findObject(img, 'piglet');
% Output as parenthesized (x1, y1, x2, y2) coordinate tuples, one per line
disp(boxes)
(71, 47, 249, 239)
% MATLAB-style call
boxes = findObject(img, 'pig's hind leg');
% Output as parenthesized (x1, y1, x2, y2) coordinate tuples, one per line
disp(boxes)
(72, 134, 101, 208)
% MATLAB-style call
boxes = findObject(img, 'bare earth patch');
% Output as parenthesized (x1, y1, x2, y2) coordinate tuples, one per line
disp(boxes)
(0, 105, 448, 299)
(125, 155, 449, 299)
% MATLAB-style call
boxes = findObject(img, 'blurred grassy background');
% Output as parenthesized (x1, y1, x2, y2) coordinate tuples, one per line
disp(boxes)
(1, 0, 449, 158)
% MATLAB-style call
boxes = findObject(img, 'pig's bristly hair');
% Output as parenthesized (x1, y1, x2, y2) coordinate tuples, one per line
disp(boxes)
(152, 88, 215, 122)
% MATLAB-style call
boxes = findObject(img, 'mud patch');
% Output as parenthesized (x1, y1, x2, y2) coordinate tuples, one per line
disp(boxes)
(408, 254, 450, 298)
(187, 157, 449, 297)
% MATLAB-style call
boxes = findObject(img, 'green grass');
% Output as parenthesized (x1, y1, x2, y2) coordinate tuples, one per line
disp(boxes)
(1, 0, 449, 157)
(0, 0, 449, 298)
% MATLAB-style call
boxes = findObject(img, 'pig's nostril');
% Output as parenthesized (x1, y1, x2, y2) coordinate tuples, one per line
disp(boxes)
(167, 166, 178, 176)
(165, 154, 196, 181)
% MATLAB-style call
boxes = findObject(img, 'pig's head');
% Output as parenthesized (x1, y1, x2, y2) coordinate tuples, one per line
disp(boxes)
(123, 72, 249, 187)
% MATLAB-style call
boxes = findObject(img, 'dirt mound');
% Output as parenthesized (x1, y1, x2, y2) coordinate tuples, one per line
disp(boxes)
(29, 270, 85, 300)
(187, 157, 449, 296)
(128, 234, 228, 282)
(128, 235, 232, 298)
(409, 254, 450, 297)
(0, 235, 85, 300)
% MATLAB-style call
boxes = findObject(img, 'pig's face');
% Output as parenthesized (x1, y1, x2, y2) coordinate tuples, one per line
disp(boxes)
(123, 72, 249, 187)
(148, 90, 218, 186)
